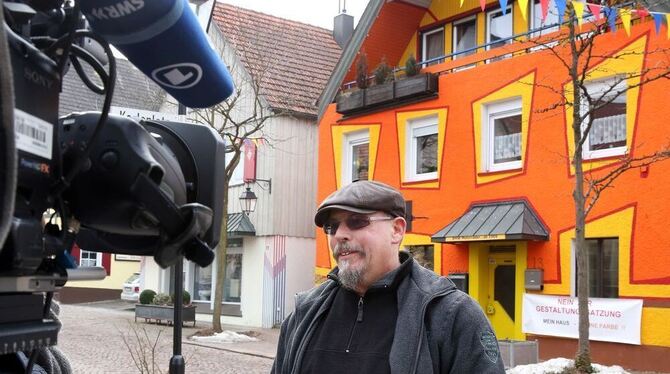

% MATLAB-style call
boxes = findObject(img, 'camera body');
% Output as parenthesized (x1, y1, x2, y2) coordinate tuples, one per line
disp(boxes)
(0, 0, 228, 366)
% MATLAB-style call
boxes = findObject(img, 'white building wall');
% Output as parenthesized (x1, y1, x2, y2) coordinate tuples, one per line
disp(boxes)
(284, 236, 317, 315)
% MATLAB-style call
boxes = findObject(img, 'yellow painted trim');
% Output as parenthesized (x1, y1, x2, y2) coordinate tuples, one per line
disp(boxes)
(315, 267, 331, 276)
(331, 124, 381, 189)
(641, 307, 670, 347)
(544, 206, 670, 298)
(396, 108, 448, 188)
(514, 242, 528, 340)
(565, 35, 646, 175)
(401, 233, 442, 274)
(472, 72, 535, 184)
(398, 33, 419, 68)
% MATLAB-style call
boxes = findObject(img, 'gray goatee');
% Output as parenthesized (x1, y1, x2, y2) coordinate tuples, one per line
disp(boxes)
(334, 242, 365, 291)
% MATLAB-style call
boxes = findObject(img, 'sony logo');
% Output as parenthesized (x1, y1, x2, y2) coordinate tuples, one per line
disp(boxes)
(88, 0, 145, 20)
(23, 67, 53, 89)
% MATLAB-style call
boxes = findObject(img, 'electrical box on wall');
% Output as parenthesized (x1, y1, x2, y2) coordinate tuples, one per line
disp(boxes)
(447, 273, 469, 293)
(525, 269, 543, 290)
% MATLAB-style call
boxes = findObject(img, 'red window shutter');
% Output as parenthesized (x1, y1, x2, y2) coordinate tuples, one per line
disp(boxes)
(102, 253, 111, 275)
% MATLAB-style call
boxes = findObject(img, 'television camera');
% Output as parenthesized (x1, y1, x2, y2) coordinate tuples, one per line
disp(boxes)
(0, 0, 233, 372)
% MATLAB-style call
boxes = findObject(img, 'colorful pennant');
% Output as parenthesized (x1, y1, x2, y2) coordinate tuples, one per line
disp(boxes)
(555, 0, 566, 24)
(500, 0, 508, 14)
(587, 3, 602, 21)
(460, 0, 465, 8)
(620, 8, 632, 36)
(573, 1, 585, 29)
(667, 14, 670, 39)
(653, 13, 664, 35)
(480, 0, 486, 12)
(603, 7, 617, 33)
(518, 0, 529, 21)
(540, 0, 549, 21)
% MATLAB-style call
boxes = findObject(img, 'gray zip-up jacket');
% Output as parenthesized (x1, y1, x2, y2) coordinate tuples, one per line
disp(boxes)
(271, 255, 506, 373)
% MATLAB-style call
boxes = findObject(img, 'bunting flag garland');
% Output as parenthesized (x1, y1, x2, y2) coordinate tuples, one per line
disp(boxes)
(518, 0, 529, 21)
(667, 14, 670, 38)
(500, 0, 508, 14)
(540, 0, 549, 21)
(242, 137, 267, 147)
(587, 3, 602, 21)
(620, 8, 632, 36)
(603, 7, 617, 33)
(636, 8, 649, 19)
(573, 1, 585, 29)
(480, 0, 486, 12)
(653, 13, 664, 35)
(555, 0, 566, 24)
(460, 0, 465, 8)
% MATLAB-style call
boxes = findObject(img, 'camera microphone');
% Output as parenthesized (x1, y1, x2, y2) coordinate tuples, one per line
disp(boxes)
(79, 0, 234, 108)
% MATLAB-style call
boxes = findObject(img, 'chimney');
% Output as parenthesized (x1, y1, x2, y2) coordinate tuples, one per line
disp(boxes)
(333, 12, 354, 49)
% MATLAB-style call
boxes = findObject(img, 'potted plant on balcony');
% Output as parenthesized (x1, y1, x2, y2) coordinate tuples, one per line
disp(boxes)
(336, 53, 368, 113)
(394, 53, 437, 100)
(135, 289, 196, 326)
(365, 57, 395, 106)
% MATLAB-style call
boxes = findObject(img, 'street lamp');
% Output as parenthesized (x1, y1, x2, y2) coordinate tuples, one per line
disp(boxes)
(239, 186, 258, 214)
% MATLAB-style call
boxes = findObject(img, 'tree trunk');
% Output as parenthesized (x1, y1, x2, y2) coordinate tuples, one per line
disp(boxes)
(568, 14, 592, 373)
(212, 184, 229, 332)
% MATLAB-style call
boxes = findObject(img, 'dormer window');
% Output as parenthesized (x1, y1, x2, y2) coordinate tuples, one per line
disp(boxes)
(422, 27, 444, 66)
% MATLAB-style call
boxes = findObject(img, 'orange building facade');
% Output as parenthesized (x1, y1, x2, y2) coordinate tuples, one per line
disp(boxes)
(316, 1, 670, 371)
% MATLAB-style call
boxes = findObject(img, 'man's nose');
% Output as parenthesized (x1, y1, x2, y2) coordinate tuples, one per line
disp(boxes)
(333, 221, 352, 240)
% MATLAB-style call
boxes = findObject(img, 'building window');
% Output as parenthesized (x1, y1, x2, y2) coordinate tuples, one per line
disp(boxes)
(487, 6, 513, 62)
(453, 16, 477, 59)
(582, 77, 627, 160)
(577, 238, 619, 298)
(530, 0, 559, 38)
(79, 250, 102, 267)
(406, 116, 438, 181)
(224, 249, 243, 303)
(422, 27, 445, 66)
(343, 131, 370, 185)
(406, 245, 434, 270)
(483, 98, 523, 172)
(193, 264, 212, 301)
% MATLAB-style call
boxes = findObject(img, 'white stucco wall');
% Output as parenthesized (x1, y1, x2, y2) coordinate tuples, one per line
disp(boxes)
(284, 237, 317, 316)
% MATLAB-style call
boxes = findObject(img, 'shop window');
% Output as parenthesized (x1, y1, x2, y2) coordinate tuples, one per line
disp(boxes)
(582, 77, 627, 160)
(482, 98, 523, 172)
(422, 27, 445, 66)
(406, 245, 434, 270)
(576, 238, 619, 298)
(193, 264, 212, 301)
(343, 130, 369, 185)
(224, 250, 243, 303)
(406, 116, 438, 181)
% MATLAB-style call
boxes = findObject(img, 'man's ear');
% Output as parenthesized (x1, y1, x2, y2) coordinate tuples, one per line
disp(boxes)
(390, 217, 406, 245)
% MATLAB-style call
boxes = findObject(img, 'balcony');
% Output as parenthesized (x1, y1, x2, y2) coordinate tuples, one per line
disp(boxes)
(336, 72, 438, 117)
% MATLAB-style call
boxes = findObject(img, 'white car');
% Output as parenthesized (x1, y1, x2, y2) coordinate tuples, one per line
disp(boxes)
(120, 272, 141, 302)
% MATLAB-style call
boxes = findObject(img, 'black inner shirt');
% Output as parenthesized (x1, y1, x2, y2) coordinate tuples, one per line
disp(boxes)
(300, 258, 412, 374)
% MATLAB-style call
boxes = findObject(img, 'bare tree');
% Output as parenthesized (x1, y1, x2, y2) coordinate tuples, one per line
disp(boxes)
(526, 4, 670, 372)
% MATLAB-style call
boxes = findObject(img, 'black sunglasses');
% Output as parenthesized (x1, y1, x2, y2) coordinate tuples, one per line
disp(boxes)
(323, 214, 394, 235)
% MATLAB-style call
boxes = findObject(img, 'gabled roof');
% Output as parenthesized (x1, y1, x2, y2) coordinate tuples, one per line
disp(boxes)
(212, 3, 342, 118)
(59, 58, 163, 117)
(227, 212, 255, 236)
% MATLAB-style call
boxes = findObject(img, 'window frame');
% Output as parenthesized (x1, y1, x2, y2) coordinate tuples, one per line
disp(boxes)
(581, 77, 628, 160)
(530, 0, 559, 38)
(421, 27, 445, 66)
(452, 15, 477, 60)
(79, 250, 102, 267)
(482, 98, 523, 172)
(406, 115, 439, 182)
(573, 237, 619, 299)
(486, 5, 514, 51)
(342, 130, 370, 186)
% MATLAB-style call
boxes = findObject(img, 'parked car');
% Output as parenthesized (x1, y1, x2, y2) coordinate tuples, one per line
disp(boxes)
(120, 272, 141, 302)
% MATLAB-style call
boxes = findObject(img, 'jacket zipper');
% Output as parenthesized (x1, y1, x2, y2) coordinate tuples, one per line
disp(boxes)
(410, 290, 451, 374)
(345, 296, 364, 353)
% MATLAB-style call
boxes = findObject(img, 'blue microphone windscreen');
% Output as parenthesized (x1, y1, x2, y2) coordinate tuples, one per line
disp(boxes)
(81, 0, 234, 108)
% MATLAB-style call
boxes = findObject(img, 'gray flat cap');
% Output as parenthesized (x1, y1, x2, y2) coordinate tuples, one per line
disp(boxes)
(314, 180, 406, 227)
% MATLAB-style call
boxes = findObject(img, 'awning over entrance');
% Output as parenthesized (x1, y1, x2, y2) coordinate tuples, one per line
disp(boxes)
(431, 200, 549, 243)
(228, 213, 256, 236)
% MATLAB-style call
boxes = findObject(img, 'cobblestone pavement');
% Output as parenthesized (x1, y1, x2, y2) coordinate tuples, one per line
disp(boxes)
(57, 303, 274, 373)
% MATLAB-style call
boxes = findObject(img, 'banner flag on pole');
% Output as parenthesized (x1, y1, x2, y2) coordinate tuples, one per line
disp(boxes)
(573, 1, 585, 28)
(518, 0, 529, 21)
(620, 9, 632, 36)
(555, 0, 566, 24)
(588, 3, 601, 21)
(652, 13, 664, 35)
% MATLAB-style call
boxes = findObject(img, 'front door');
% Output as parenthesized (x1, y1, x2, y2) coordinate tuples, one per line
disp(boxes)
(486, 250, 516, 340)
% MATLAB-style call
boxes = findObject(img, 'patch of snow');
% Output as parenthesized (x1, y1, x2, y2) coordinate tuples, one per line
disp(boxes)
(191, 330, 259, 344)
(506, 358, 630, 374)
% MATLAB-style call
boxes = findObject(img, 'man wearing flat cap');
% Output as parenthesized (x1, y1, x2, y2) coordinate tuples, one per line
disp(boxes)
(272, 180, 504, 374)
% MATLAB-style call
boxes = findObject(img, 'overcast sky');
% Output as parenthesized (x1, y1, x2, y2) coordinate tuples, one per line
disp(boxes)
(218, 0, 369, 30)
